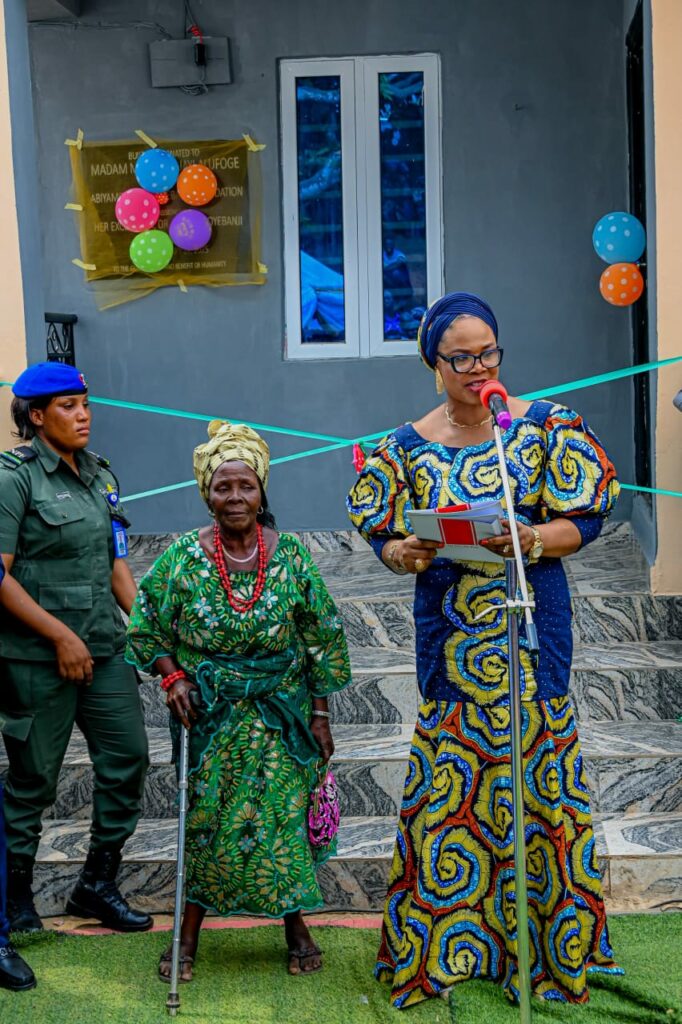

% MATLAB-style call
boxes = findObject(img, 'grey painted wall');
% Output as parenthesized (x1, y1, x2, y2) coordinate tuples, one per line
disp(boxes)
(20, 0, 634, 533)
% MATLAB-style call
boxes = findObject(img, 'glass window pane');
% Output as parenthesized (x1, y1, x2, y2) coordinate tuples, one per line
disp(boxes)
(296, 76, 345, 342)
(379, 72, 427, 342)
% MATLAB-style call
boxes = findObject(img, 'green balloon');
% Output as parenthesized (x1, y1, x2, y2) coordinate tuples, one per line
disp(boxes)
(129, 229, 174, 273)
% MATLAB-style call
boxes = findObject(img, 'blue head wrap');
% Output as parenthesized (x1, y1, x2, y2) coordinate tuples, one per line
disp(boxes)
(417, 292, 499, 370)
(12, 362, 88, 400)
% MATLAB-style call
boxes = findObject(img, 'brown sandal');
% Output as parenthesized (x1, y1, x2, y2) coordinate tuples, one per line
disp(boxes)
(288, 945, 323, 975)
(158, 947, 194, 983)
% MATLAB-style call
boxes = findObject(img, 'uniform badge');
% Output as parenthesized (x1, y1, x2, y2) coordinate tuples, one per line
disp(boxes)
(103, 483, 119, 507)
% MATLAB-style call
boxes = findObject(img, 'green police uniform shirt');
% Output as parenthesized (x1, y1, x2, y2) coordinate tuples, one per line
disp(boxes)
(0, 435, 128, 660)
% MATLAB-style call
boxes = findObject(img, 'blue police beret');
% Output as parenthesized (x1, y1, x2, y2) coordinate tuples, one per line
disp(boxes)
(12, 362, 88, 400)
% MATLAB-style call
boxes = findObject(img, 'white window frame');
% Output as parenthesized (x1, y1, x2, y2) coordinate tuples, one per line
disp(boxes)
(281, 53, 443, 360)
(281, 59, 360, 359)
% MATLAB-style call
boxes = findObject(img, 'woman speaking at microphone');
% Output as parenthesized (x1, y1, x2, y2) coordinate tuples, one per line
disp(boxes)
(347, 292, 622, 1009)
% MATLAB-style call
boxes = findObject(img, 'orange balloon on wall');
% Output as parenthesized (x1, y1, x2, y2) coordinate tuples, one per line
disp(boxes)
(599, 263, 644, 306)
(176, 164, 218, 207)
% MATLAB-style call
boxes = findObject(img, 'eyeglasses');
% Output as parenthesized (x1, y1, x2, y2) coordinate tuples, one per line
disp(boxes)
(436, 347, 504, 374)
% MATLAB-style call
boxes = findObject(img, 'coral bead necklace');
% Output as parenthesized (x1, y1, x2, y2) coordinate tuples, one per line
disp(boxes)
(212, 521, 267, 614)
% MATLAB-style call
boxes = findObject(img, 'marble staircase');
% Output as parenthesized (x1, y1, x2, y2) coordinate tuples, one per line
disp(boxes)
(7, 523, 682, 917)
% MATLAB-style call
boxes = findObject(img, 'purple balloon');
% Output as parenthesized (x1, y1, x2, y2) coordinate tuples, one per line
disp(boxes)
(168, 210, 212, 251)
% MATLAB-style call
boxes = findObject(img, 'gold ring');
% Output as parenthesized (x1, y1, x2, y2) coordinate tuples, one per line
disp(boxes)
(414, 558, 427, 573)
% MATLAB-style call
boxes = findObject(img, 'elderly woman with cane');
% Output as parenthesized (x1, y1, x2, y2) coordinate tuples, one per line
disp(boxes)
(126, 422, 351, 983)
(347, 292, 623, 1009)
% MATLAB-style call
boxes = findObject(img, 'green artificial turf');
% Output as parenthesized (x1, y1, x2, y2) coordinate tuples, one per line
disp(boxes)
(1, 914, 680, 1024)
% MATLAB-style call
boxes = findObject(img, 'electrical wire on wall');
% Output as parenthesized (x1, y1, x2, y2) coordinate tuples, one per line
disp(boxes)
(32, 3, 213, 98)
(181, 0, 208, 96)
(32, 19, 174, 38)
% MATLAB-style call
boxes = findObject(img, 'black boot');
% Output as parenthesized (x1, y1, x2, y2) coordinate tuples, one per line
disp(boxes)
(0, 944, 37, 991)
(6, 853, 43, 934)
(66, 846, 153, 932)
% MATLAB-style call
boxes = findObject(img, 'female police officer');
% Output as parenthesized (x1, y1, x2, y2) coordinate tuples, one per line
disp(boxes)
(0, 362, 151, 933)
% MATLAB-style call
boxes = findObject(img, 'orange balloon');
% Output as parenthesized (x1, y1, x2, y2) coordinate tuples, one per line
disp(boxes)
(176, 163, 218, 207)
(599, 262, 644, 306)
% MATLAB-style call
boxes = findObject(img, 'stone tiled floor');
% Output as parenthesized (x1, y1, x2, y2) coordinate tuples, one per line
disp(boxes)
(16, 523, 682, 917)
(31, 813, 682, 914)
(16, 720, 681, 766)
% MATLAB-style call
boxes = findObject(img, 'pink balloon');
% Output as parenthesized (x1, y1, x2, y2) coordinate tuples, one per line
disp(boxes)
(115, 188, 161, 233)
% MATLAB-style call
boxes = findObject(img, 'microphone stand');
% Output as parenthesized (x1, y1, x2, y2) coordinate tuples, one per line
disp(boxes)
(491, 415, 538, 1024)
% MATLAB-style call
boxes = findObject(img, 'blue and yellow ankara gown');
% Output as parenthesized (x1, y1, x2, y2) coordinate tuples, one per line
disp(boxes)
(347, 400, 623, 1008)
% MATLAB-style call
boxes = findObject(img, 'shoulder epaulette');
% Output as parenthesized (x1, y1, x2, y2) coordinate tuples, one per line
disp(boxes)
(87, 451, 111, 468)
(0, 445, 37, 470)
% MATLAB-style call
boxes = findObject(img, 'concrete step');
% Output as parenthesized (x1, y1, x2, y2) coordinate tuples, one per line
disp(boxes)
(137, 642, 682, 729)
(343, 639, 682, 674)
(128, 524, 663, 650)
(139, 667, 682, 728)
(13, 522, 680, 925)
(129, 547, 670, 646)
(334, 593, 682, 650)
(12, 720, 681, 822)
(31, 811, 682, 916)
(127, 522, 650, 603)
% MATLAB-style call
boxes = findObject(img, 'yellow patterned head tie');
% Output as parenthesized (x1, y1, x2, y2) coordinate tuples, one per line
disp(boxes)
(193, 421, 271, 503)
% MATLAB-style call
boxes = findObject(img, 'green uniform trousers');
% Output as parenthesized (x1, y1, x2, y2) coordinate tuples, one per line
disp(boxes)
(0, 655, 149, 860)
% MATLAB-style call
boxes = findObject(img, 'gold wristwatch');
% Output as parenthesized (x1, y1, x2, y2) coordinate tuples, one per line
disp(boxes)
(527, 527, 544, 565)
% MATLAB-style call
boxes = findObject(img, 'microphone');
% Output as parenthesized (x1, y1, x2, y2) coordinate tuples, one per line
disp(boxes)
(674, 388, 682, 413)
(480, 380, 512, 430)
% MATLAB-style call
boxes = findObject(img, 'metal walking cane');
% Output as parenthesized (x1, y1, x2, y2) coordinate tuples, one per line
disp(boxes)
(483, 382, 539, 1024)
(166, 692, 200, 1017)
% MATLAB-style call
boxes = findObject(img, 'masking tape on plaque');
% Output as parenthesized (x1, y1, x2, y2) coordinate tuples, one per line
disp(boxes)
(64, 128, 84, 150)
(135, 129, 157, 148)
(243, 133, 266, 152)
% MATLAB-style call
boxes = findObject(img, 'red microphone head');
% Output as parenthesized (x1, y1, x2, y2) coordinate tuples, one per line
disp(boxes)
(480, 380, 512, 429)
(479, 380, 508, 408)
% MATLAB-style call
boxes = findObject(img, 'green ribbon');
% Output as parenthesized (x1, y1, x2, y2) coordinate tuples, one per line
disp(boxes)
(87, 395, 350, 444)
(0, 382, 350, 445)
(620, 483, 682, 499)
(120, 355, 682, 502)
(3, 354, 682, 502)
(518, 355, 682, 401)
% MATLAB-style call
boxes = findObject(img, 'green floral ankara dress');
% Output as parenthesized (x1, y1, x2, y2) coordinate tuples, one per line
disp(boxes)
(125, 531, 351, 918)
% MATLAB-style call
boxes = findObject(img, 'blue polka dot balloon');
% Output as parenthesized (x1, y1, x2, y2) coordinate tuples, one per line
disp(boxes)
(592, 211, 646, 264)
(134, 148, 180, 194)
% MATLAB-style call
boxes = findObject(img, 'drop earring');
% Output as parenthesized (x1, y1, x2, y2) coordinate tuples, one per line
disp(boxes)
(207, 505, 216, 518)
(435, 368, 445, 395)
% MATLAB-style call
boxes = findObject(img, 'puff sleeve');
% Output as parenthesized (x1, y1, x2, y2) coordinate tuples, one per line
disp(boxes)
(539, 406, 620, 548)
(346, 433, 415, 561)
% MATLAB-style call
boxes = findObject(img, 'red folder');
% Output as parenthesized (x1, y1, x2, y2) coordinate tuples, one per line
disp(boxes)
(433, 504, 473, 545)
(439, 518, 479, 546)
(406, 500, 505, 564)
